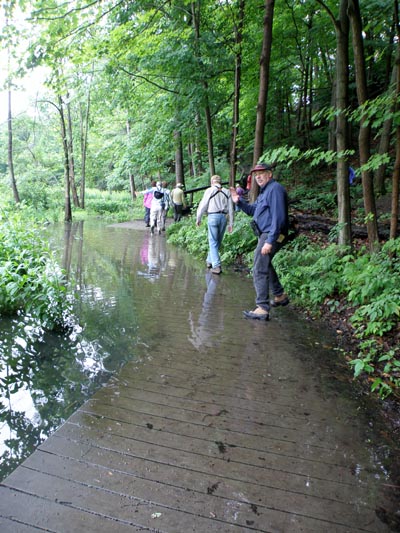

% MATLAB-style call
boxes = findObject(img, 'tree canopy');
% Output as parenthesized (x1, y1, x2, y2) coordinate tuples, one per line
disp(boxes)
(0, 0, 398, 243)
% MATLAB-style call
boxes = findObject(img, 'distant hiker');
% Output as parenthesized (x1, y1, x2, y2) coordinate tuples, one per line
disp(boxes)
(235, 182, 245, 211)
(161, 181, 171, 231)
(196, 175, 234, 275)
(150, 181, 165, 235)
(137, 180, 156, 227)
(230, 163, 289, 320)
(170, 183, 187, 222)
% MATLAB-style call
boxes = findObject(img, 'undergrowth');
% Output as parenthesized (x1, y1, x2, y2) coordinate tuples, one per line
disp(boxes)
(0, 203, 71, 330)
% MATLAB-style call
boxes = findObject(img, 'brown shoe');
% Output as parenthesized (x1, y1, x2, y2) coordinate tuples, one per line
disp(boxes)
(270, 293, 289, 307)
(210, 266, 222, 275)
(243, 307, 269, 320)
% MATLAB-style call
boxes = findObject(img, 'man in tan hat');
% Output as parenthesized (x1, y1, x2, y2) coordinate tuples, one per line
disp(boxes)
(170, 183, 187, 222)
(230, 163, 289, 320)
(196, 175, 234, 275)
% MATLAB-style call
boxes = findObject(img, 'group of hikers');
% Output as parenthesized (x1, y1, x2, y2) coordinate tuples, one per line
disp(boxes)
(137, 162, 290, 322)
(137, 180, 187, 234)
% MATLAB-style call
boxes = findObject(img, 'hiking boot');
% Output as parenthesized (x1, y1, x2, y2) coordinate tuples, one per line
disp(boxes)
(243, 307, 269, 321)
(270, 293, 289, 307)
(206, 262, 212, 269)
(210, 266, 222, 275)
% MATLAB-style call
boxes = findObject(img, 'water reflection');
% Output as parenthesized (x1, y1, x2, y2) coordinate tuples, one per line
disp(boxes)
(188, 271, 224, 349)
(137, 233, 168, 280)
(0, 221, 167, 481)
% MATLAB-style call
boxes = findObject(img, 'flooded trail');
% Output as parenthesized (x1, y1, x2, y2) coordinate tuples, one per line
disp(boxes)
(0, 221, 398, 532)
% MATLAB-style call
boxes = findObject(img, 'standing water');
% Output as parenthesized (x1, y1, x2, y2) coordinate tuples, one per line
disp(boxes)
(0, 220, 398, 531)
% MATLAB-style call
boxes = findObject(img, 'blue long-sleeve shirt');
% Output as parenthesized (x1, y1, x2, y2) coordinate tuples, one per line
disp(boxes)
(238, 179, 288, 245)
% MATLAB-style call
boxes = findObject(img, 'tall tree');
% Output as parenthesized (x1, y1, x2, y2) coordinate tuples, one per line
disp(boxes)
(348, 0, 379, 251)
(317, 0, 352, 247)
(253, 0, 275, 167)
(3, 6, 21, 203)
(391, 0, 400, 239)
(229, 0, 245, 186)
(66, 94, 80, 208)
(175, 130, 185, 187)
(191, 1, 215, 176)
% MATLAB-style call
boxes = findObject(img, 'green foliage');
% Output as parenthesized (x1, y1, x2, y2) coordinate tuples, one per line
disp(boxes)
(0, 203, 70, 329)
(84, 189, 133, 221)
(273, 237, 400, 398)
(167, 215, 209, 257)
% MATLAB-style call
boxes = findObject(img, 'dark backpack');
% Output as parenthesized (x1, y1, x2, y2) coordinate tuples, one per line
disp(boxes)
(154, 189, 164, 200)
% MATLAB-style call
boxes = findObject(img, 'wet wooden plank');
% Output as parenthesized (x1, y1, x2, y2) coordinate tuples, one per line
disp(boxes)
(0, 248, 393, 532)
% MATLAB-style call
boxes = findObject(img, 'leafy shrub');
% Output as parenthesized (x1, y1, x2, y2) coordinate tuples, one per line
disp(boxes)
(0, 204, 70, 330)
(274, 237, 400, 397)
(84, 189, 134, 222)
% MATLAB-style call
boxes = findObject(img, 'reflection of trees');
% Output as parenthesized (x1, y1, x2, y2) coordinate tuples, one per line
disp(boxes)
(0, 315, 112, 481)
(0, 224, 191, 481)
(62, 220, 84, 282)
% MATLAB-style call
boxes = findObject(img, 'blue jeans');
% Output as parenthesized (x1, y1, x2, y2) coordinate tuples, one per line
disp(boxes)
(253, 233, 284, 311)
(206, 213, 227, 268)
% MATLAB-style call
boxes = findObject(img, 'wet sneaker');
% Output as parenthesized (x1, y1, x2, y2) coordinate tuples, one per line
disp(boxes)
(210, 266, 222, 275)
(243, 307, 269, 321)
(270, 293, 289, 307)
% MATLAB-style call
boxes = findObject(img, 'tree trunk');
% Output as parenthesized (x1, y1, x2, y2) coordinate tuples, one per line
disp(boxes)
(59, 96, 72, 222)
(66, 97, 80, 208)
(126, 119, 136, 201)
(7, 90, 20, 204)
(332, 0, 352, 246)
(250, 0, 275, 202)
(374, 58, 397, 195)
(79, 83, 91, 210)
(204, 95, 216, 176)
(129, 174, 136, 201)
(174, 130, 185, 187)
(229, 0, 245, 187)
(253, 0, 275, 167)
(191, 2, 215, 176)
(390, 0, 400, 239)
(317, 0, 352, 246)
(348, 0, 379, 251)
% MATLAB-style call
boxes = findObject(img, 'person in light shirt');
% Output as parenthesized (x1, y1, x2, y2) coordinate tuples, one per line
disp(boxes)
(196, 175, 234, 275)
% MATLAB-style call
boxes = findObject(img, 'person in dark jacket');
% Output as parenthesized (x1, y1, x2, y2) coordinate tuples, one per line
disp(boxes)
(230, 163, 289, 320)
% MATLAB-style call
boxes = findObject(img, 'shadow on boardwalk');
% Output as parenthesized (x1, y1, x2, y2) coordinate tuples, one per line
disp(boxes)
(0, 223, 398, 532)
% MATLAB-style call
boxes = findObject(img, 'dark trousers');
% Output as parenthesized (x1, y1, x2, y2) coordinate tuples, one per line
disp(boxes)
(144, 207, 151, 225)
(173, 204, 183, 222)
(253, 233, 284, 311)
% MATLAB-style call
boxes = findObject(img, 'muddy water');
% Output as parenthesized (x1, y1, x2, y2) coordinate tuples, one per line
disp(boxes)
(0, 220, 398, 529)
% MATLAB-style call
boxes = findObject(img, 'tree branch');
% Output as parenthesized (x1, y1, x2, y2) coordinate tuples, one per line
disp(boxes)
(119, 67, 180, 95)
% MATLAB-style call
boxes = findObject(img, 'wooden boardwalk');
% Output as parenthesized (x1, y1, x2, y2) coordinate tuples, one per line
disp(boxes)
(0, 230, 395, 532)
